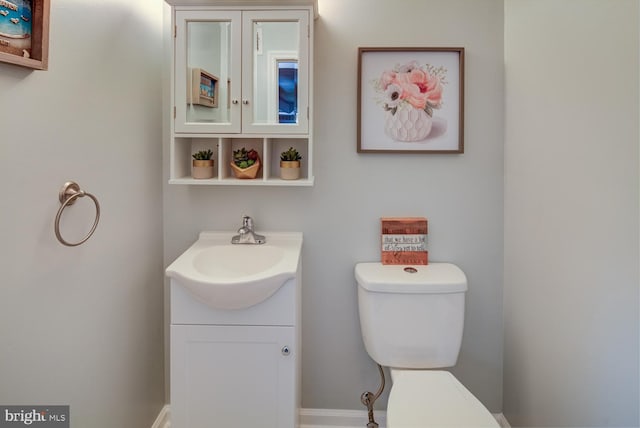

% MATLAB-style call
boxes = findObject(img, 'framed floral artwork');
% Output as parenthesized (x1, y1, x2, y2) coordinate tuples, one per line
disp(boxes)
(357, 47, 464, 153)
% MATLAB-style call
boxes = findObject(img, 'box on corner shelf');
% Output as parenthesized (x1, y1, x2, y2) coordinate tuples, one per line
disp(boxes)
(381, 217, 428, 265)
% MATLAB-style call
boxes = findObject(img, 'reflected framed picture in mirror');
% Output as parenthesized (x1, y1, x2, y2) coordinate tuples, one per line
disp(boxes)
(190, 68, 219, 108)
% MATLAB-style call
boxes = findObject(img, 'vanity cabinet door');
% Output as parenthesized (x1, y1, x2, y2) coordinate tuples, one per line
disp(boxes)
(174, 10, 242, 134)
(171, 324, 297, 428)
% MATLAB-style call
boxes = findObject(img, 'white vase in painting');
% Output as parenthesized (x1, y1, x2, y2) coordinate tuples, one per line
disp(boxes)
(384, 107, 433, 142)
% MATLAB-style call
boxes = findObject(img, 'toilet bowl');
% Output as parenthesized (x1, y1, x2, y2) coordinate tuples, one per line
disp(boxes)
(355, 262, 498, 428)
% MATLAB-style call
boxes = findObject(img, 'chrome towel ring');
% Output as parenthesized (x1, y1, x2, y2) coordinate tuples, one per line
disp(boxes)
(54, 181, 100, 247)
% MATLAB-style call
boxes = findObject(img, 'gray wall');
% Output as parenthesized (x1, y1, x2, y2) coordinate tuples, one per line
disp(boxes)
(0, 1, 165, 427)
(503, 0, 639, 426)
(164, 0, 505, 412)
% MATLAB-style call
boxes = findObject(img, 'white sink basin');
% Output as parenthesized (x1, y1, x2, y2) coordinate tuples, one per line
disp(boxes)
(166, 231, 303, 310)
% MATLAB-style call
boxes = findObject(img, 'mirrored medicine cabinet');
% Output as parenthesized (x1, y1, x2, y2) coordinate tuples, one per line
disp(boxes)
(168, 3, 314, 186)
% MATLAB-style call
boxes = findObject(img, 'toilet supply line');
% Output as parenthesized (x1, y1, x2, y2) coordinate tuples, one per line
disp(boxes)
(360, 363, 385, 428)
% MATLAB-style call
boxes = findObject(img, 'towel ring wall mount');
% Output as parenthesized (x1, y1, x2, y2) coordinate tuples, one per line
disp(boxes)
(54, 181, 101, 247)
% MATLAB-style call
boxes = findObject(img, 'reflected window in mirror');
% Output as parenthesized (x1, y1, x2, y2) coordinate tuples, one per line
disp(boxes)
(278, 61, 298, 124)
(253, 20, 299, 125)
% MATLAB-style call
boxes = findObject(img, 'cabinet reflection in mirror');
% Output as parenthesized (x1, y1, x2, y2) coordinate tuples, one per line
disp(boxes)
(187, 20, 231, 124)
(253, 21, 299, 125)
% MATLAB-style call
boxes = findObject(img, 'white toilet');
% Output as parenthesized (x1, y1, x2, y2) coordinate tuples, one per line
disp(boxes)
(355, 262, 499, 427)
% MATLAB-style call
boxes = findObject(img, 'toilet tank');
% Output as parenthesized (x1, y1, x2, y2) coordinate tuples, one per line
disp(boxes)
(355, 263, 467, 369)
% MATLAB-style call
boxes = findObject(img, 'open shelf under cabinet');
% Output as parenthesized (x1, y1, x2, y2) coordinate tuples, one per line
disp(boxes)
(170, 135, 313, 186)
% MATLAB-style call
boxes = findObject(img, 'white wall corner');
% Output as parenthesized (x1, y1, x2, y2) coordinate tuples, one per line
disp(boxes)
(151, 405, 171, 428)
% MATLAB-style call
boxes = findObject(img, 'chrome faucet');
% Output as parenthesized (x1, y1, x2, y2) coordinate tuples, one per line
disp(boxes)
(231, 215, 266, 244)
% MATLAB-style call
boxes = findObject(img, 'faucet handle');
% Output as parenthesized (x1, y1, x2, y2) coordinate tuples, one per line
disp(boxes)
(242, 215, 253, 229)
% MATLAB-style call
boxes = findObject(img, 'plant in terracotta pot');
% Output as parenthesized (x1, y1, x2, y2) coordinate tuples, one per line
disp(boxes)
(192, 149, 214, 179)
(230, 147, 261, 179)
(280, 147, 302, 180)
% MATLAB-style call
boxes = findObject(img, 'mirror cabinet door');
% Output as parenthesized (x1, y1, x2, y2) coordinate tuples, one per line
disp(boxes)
(243, 11, 309, 133)
(175, 11, 241, 133)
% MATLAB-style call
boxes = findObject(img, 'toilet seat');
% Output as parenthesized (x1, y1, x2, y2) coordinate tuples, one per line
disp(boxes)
(387, 370, 499, 427)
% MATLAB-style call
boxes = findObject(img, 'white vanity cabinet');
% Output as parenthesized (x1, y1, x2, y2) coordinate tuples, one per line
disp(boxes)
(171, 324, 296, 427)
(167, 1, 314, 186)
(169, 275, 301, 428)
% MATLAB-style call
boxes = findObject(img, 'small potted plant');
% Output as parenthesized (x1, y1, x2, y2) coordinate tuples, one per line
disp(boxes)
(280, 147, 302, 180)
(192, 149, 214, 179)
(230, 147, 261, 179)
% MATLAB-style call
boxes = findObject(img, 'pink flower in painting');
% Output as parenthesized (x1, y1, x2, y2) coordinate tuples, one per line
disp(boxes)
(425, 75, 443, 107)
(394, 70, 429, 109)
(375, 60, 447, 117)
(380, 70, 397, 90)
(397, 60, 420, 73)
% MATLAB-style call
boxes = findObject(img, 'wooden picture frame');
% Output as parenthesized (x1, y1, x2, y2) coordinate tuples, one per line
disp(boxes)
(190, 68, 219, 108)
(0, 0, 50, 70)
(357, 47, 464, 153)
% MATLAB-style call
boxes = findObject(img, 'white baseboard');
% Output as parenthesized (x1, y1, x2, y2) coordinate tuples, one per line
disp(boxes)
(151, 405, 170, 428)
(300, 407, 387, 428)
(153, 407, 382, 428)
(152, 406, 509, 428)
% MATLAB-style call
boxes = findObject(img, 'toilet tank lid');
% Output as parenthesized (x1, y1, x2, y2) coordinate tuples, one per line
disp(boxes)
(355, 263, 467, 294)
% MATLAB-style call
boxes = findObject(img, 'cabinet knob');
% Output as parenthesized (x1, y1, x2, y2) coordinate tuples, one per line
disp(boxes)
(242, 99, 249, 105)
(281, 346, 291, 356)
(232, 99, 239, 105)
